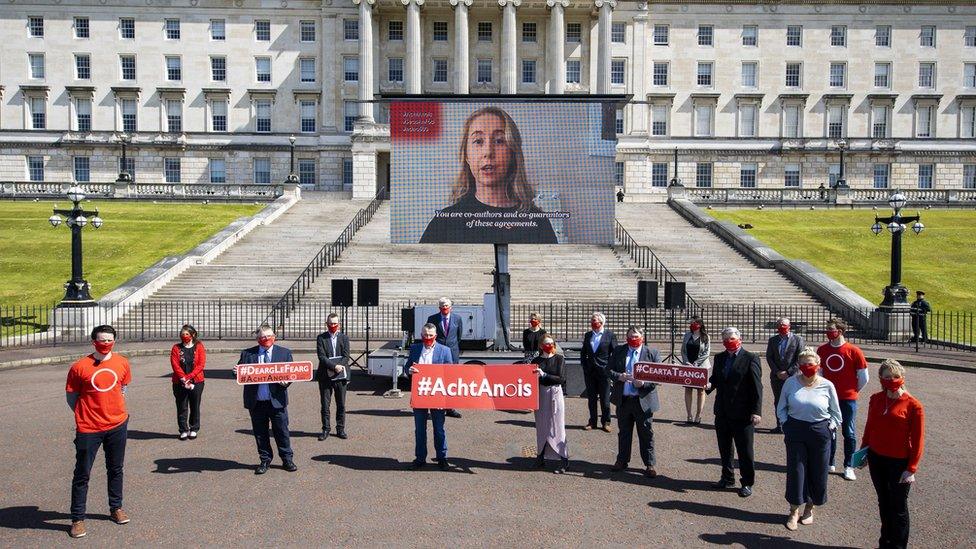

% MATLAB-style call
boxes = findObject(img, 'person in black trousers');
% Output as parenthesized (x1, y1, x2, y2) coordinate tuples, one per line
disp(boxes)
(706, 326, 763, 498)
(316, 313, 351, 441)
(170, 324, 206, 440)
(580, 312, 617, 432)
(909, 291, 931, 343)
(608, 327, 661, 477)
(765, 317, 804, 434)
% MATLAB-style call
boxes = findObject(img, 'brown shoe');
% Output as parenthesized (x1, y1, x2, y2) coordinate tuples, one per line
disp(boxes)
(601, 424, 613, 433)
(69, 521, 87, 538)
(110, 509, 130, 525)
(645, 467, 658, 478)
(583, 424, 594, 431)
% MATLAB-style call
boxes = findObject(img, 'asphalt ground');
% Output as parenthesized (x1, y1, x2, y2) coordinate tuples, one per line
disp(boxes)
(1, 350, 974, 548)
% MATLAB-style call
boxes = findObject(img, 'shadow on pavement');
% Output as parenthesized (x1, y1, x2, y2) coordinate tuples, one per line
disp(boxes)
(648, 500, 783, 525)
(152, 457, 253, 474)
(699, 531, 858, 548)
(234, 429, 322, 438)
(686, 457, 787, 474)
(127, 429, 175, 440)
(495, 419, 534, 428)
(0, 506, 110, 532)
(310, 454, 403, 471)
(346, 409, 413, 417)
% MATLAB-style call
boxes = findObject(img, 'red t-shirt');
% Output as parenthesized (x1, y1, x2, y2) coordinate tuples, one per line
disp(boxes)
(65, 353, 132, 433)
(817, 342, 867, 400)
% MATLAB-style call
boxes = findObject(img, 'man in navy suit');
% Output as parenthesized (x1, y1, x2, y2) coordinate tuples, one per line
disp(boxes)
(426, 297, 463, 418)
(237, 325, 297, 475)
(608, 326, 662, 478)
(581, 312, 617, 431)
(404, 323, 454, 471)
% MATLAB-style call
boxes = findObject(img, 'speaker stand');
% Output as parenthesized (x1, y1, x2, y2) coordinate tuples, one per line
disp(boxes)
(383, 331, 406, 399)
(350, 306, 372, 371)
(663, 308, 679, 364)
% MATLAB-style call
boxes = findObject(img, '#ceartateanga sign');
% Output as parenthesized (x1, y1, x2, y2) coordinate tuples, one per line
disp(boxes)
(410, 364, 539, 411)
(236, 361, 314, 385)
(632, 362, 709, 389)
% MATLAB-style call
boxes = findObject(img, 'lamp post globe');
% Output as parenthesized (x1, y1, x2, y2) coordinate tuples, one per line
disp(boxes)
(91, 216, 103, 229)
(912, 221, 924, 235)
(67, 186, 86, 204)
(871, 221, 883, 235)
(49, 214, 63, 227)
(888, 193, 907, 211)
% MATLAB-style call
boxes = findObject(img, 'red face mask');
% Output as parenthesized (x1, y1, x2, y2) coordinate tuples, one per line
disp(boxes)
(327, 324, 340, 334)
(180, 334, 193, 344)
(880, 377, 904, 392)
(778, 325, 790, 336)
(440, 306, 451, 315)
(93, 340, 115, 355)
(591, 321, 603, 331)
(627, 336, 643, 349)
(689, 323, 701, 332)
(541, 343, 555, 354)
(723, 339, 741, 353)
(529, 319, 540, 328)
(826, 329, 841, 341)
(799, 363, 819, 378)
(258, 335, 275, 349)
(422, 335, 436, 347)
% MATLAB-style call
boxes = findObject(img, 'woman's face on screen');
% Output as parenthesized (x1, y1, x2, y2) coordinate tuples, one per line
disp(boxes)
(466, 114, 511, 189)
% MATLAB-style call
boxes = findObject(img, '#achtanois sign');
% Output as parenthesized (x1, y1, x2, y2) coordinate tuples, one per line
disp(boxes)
(410, 364, 539, 410)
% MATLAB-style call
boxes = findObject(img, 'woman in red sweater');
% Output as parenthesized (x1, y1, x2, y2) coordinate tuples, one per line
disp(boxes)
(859, 359, 924, 549)
(170, 324, 207, 440)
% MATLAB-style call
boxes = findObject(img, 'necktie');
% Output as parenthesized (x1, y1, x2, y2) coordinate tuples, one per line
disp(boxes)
(779, 336, 789, 359)
(724, 353, 734, 378)
(443, 317, 449, 337)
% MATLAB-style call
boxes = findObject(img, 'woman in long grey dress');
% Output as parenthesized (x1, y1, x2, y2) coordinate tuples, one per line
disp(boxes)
(531, 335, 569, 474)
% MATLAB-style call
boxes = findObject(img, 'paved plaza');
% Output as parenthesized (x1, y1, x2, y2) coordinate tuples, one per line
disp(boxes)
(0, 350, 973, 547)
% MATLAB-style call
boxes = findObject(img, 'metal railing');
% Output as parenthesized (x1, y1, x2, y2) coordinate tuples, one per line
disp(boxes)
(0, 181, 286, 201)
(613, 220, 703, 315)
(683, 187, 976, 206)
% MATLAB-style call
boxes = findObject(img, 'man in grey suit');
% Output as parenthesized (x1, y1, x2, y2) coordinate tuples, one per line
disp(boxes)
(426, 297, 464, 419)
(316, 313, 351, 441)
(608, 327, 662, 478)
(765, 317, 804, 434)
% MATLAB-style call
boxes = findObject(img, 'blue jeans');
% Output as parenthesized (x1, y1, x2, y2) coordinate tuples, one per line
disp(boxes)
(830, 399, 858, 468)
(414, 409, 447, 462)
(71, 420, 128, 521)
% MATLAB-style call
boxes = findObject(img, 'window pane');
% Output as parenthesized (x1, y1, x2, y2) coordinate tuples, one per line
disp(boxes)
(256, 20, 270, 41)
(212, 100, 227, 132)
(873, 164, 890, 189)
(739, 104, 756, 137)
(611, 60, 625, 85)
(653, 25, 668, 45)
(389, 21, 403, 41)
(696, 163, 712, 187)
(786, 26, 801, 47)
(301, 58, 316, 82)
(75, 17, 90, 39)
(76, 98, 92, 132)
(433, 21, 448, 42)
(964, 165, 976, 189)
(344, 19, 359, 41)
(651, 105, 668, 136)
(783, 105, 800, 138)
(434, 59, 449, 83)
(876, 25, 891, 47)
(697, 62, 712, 86)
(120, 18, 135, 39)
(784, 163, 801, 187)
(28, 156, 45, 182)
(165, 158, 181, 183)
(478, 21, 492, 41)
(522, 22, 536, 42)
(520, 60, 534, 84)
(74, 157, 90, 182)
(695, 105, 713, 136)
(917, 164, 934, 189)
(652, 163, 669, 187)
(210, 159, 226, 183)
(567, 23, 581, 43)
(299, 159, 316, 186)
(740, 164, 757, 188)
(830, 26, 846, 46)
(300, 20, 316, 42)
(566, 60, 580, 84)
(742, 62, 757, 87)
(653, 62, 668, 86)
(611, 22, 625, 43)
(698, 25, 713, 46)
(211, 19, 225, 40)
(742, 26, 757, 46)
(389, 58, 403, 83)
(212, 57, 226, 81)
(166, 19, 180, 40)
(254, 158, 271, 184)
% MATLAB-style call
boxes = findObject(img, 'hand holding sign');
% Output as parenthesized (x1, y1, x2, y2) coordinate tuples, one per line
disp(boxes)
(633, 362, 710, 389)
(236, 361, 314, 385)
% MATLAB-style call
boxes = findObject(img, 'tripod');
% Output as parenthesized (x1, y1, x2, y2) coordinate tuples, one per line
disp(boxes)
(662, 308, 680, 364)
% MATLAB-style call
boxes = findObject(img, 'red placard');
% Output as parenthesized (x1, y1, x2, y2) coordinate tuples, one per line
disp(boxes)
(410, 364, 538, 410)
(236, 361, 314, 385)
(632, 362, 709, 389)
(390, 101, 442, 141)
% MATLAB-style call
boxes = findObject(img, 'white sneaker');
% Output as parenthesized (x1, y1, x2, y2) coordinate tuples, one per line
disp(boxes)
(829, 465, 836, 473)
(188, 431, 198, 439)
(179, 432, 188, 440)
(843, 467, 857, 481)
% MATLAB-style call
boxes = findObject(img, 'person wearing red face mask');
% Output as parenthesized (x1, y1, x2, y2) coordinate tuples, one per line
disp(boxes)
(581, 312, 617, 432)
(530, 336, 568, 473)
(426, 297, 464, 418)
(237, 325, 296, 475)
(680, 316, 711, 424)
(705, 327, 762, 498)
(608, 327, 662, 478)
(316, 313, 351, 441)
(66, 325, 132, 538)
(169, 324, 206, 440)
(860, 359, 925, 549)
(522, 312, 547, 359)
(404, 324, 455, 471)
(817, 318, 868, 481)
(765, 317, 805, 434)
(776, 348, 842, 530)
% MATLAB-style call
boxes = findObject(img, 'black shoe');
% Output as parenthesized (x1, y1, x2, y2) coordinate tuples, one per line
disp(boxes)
(336, 430, 348, 439)
(554, 460, 568, 475)
(318, 430, 329, 441)
(738, 485, 753, 498)
(283, 461, 298, 472)
(254, 462, 270, 475)
(534, 455, 546, 469)
(771, 426, 783, 435)
(409, 460, 424, 470)
(610, 461, 627, 472)
(712, 479, 735, 490)
(446, 409, 462, 418)
(438, 459, 450, 471)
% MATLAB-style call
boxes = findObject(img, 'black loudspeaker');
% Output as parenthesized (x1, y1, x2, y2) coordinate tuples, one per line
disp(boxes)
(637, 280, 658, 309)
(357, 278, 379, 306)
(331, 279, 353, 307)
(664, 281, 686, 310)
(401, 308, 414, 333)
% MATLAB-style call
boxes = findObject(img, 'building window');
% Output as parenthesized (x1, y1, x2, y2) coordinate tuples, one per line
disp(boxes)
(478, 59, 493, 83)
(567, 22, 581, 43)
(742, 25, 757, 46)
(917, 164, 934, 189)
(652, 62, 668, 86)
(28, 16, 44, 37)
(566, 60, 580, 84)
(522, 22, 536, 42)
(741, 62, 757, 88)
(119, 157, 135, 181)
(873, 164, 890, 189)
(920, 25, 936, 47)
(211, 100, 227, 132)
(827, 104, 845, 138)
(73, 157, 90, 183)
(299, 159, 316, 187)
(916, 104, 934, 137)
(209, 159, 226, 184)
(785, 62, 802, 87)
(166, 56, 182, 81)
(300, 20, 316, 42)
(29, 53, 45, 79)
(434, 59, 449, 83)
(300, 100, 316, 132)
(697, 62, 713, 86)
(876, 25, 891, 47)
(166, 99, 182, 132)
(653, 25, 668, 46)
(740, 163, 757, 188)
(872, 105, 890, 138)
(966, 26, 976, 48)
(389, 21, 403, 41)
(344, 101, 357, 132)
(830, 25, 846, 47)
(256, 99, 272, 132)
(28, 156, 44, 181)
(164, 157, 181, 183)
(615, 108, 624, 134)
(433, 21, 448, 42)
(962, 105, 975, 138)
(610, 60, 625, 85)
(694, 104, 714, 137)
(76, 98, 92, 132)
(256, 57, 271, 83)
(121, 98, 137, 132)
(875, 63, 891, 88)
(120, 18, 135, 39)
(120, 55, 136, 80)
(255, 20, 270, 41)
(612, 22, 625, 43)
(478, 21, 492, 42)
(211, 57, 226, 81)
(698, 25, 713, 46)
(165, 18, 180, 40)
(829, 62, 846, 88)
(74, 17, 90, 39)
(651, 163, 669, 187)
(964, 164, 976, 188)
(651, 105, 668, 136)
(965, 64, 976, 88)
(75, 54, 91, 80)
(696, 163, 713, 187)
(521, 59, 535, 84)
(738, 104, 757, 137)
(786, 25, 801, 47)
(300, 58, 316, 83)
(29, 97, 46, 129)
(344, 19, 359, 41)
(828, 163, 841, 187)
(782, 105, 801, 138)
(388, 58, 403, 83)
(614, 161, 624, 186)
(337, 57, 356, 83)
(918, 63, 935, 88)
(211, 19, 225, 40)
(343, 158, 354, 189)
(784, 163, 801, 187)
(254, 158, 271, 184)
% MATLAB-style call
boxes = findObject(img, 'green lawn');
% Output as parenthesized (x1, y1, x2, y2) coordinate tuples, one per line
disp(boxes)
(0, 200, 264, 306)
(709, 208, 976, 313)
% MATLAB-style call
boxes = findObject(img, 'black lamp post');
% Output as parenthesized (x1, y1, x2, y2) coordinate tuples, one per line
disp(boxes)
(117, 133, 131, 183)
(871, 193, 924, 309)
(834, 139, 849, 189)
(286, 135, 299, 184)
(669, 148, 683, 187)
(49, 186, 103, 307)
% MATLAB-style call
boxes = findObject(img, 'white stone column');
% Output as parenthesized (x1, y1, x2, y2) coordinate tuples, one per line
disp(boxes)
(353, 0, 375, 122)
(403, 0, 424, 94)
(451, 0, 472, 94)
(594, 0, 615, 94)
(499, 0, 520, 94)
(546, 0, 568, 94)
(630, 8, 648, 135)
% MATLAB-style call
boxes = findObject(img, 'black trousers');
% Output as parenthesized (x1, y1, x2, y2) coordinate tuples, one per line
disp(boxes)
(172, 381, 204, 433)
(783, 418, 831, 506)
(911, 315, 928, 342)
(869, 450, 912, 549)
(582, 366, 611, 426)
(70, 420, 127, 521)
(715, 415, 755, 486)
(318, 378, 347, 432)
(770, 375, 786, 429)
(615, 396, 655, 467)
(248, 401, 293, 464)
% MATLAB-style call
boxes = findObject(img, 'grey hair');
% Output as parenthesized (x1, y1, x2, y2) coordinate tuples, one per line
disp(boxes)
(255, 324, 275, 336)
(438, 297, 453, 307)
(777, 317, 791, 326)
(422, 322, 438, 333)
(721, 327, 741, 340)
(327, 313, 340, 322)
(627, 326, 643, 337)
(590, 312, 606, 324)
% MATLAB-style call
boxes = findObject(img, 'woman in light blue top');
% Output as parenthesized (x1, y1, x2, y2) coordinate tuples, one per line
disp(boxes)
(777, 347, 842, 531)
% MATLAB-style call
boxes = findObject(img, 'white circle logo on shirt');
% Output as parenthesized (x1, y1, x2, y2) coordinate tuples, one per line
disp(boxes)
(91, 368, 119, 392)
(824, 354, 846, 373)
